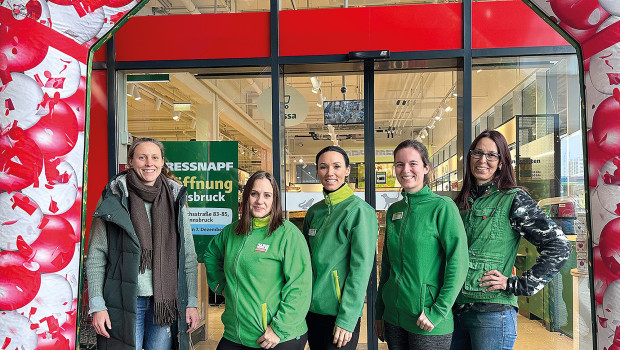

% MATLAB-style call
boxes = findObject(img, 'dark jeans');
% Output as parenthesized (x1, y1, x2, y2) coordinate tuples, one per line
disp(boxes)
(384, 322, 452, 350)
(306, 312, 360, 350)
(450, 308, 517, 350)
(216, 333, 308, 350)
(136, 296, 173, 350)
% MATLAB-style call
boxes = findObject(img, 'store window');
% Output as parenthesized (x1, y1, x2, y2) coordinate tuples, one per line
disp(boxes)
(472, 55, 590, 348)
(123, 67, 274, 349)
(279, 0, 461, 11)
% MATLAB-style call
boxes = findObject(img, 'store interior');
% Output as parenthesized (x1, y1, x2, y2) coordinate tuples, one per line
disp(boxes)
(121, 55, 589, 349)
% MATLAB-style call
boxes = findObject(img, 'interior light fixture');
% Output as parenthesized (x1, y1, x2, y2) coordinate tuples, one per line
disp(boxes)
(310, 76, 321, 93)
(445, 105, 453, 112)
(154, 98, 162, 111)
(172, 115, 180, 121)
(173, 102, 192, 111)
(477, 69, 482, 73)
(134, 89, 142, 101)
(127, 84, 135, 97)
(434, 113, 442, 121)
(453, 93, 458, 97)
(299, 158, 303, 163)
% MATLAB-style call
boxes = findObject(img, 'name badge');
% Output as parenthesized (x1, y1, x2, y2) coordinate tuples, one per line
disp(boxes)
(255, 243, 269, 253)
(308, 229, 317, 237)
(392, 212, 403, 221)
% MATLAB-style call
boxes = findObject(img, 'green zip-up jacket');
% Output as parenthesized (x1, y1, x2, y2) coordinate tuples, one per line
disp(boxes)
(204, 217, 312, 348)
(302, 184, 379, 332)
(375, 186, 468, 335)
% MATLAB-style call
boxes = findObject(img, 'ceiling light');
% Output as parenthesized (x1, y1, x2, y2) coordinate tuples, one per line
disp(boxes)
(453, 93, 458, 97)
(316, 102, 323, 107)
(299, 158, 303, 163)
(133, 89, 141, 101)
(434, 114, 442, 121)
(311, 76, 321, 93)
(445, 105, 452, 112)
(127, 84, 135, 97)
(154, 98, 162, 110)
(172, 115, 179, 121)
(173, 102, 192, 111)
(477, 69, 482, 73)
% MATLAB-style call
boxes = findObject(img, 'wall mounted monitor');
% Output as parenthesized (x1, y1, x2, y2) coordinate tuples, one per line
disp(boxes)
(323, 100, 364, 125)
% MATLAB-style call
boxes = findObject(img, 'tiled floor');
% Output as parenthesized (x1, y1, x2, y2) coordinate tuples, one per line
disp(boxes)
(194, 305, 574, 349)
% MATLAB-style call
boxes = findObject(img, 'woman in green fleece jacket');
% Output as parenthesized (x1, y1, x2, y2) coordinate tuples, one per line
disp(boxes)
(374, 139, 468, 349)
(303, 145, 379, 349)
(204, 171, 312, 350)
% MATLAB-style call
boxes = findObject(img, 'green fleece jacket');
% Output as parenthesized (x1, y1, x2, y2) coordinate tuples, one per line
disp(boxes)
(204, 217, 311, 348)
(302, 184, 379, 332)
(375, 186, 468, 335)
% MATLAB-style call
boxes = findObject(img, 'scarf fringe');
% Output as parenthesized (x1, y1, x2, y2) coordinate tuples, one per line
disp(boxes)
(139, 249, 153, 274)
(153, 299, 178, 326)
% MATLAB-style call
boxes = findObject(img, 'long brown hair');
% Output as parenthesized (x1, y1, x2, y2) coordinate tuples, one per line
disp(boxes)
(393, 139, 431, 187)
(234, 171, 284, 236)
(454, 129, 520, 210)
(127, 137, 178, 182)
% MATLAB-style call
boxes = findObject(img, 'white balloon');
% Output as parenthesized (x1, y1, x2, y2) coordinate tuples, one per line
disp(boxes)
(24, 47, 81, 99)
(1, 0, 51, 26)
(22, 160, 78, 215)
(603, 280, 620, 332)
(53, 244, 81, 298)
(95, 1, 137, 39)
(48, 2, 105, 44)
(585, 72, 611, 129)
(0, 73, 45, 130)
(600, 0, 620, 17)
(590, 43, 620, 95)
(0, 192, 42, 251)
(597, 15, 620, 32)
(0, 311, 38, 350)
(60, 132, 85, 187)
(16, 274, 73, 334)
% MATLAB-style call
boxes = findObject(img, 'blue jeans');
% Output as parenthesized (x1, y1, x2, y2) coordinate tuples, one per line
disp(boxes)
(450, 308, 517, 350)
(136, 296, 174, 350)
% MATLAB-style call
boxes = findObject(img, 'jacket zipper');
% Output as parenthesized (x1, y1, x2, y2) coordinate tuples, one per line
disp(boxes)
(333, 270, 342, 303)
(233, 234, 249, 343)
(395, 195, 411, 322)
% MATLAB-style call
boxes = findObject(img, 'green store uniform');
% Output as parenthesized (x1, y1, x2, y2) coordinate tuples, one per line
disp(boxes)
(204, 217, 312, 348)
(375, 186, 468, 335)
(302, 184, 379, 333)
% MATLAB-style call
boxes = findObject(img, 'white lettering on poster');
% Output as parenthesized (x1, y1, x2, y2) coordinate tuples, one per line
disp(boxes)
(166, 162, 234, 172)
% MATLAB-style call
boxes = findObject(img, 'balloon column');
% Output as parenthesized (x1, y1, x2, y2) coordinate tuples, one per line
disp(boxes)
(0, 0, 141, 348)
(526, 0, 620, 349)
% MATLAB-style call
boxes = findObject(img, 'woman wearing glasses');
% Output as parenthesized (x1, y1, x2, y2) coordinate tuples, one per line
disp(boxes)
(450, 130, 571, 350)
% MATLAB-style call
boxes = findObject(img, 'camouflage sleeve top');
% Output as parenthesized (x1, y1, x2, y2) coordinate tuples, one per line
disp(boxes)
(505, 190, 573, 296)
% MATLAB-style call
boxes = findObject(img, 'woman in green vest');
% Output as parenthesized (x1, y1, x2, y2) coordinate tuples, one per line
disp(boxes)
(374, 139, 468, 349)
(204, 171, 312, 349)
(86, 137, 199, 350)
(450, 130, 572, 350)
(303, 145, 379, 349)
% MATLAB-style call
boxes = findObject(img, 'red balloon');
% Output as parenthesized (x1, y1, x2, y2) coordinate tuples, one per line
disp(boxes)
(36, 298, 77, 350)
(0, 126, 44, 192)
(24, 100, 78, 158)
(592, 90, 620, 156)
(550, 0, 609, 30)
(61, 76, 86, 131)
(600, 218, 620, 276)
(58, 188, 82, 242)
(587, 130, 614, 188)
(559, 22, 598, 43)
(594, 246, 619, 304)
(0, 18, 49, 73)
(19, 215, 77, 273)
(0, 250, 41, 310)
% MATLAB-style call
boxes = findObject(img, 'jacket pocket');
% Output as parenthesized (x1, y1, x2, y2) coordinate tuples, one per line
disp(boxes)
(333, 270, 342, 303)
(473, 207, 499, 239)
(462, 256, 503, 298)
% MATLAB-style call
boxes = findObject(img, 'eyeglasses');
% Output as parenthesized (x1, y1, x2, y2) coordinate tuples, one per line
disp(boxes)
(470, 149, 500, 162)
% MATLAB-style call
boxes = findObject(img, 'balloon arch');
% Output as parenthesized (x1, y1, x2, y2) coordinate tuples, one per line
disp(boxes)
(0, 0, 618, 348)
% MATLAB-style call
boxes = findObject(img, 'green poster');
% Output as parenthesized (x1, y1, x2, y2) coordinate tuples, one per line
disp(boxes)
(162, 141, 238, 262)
